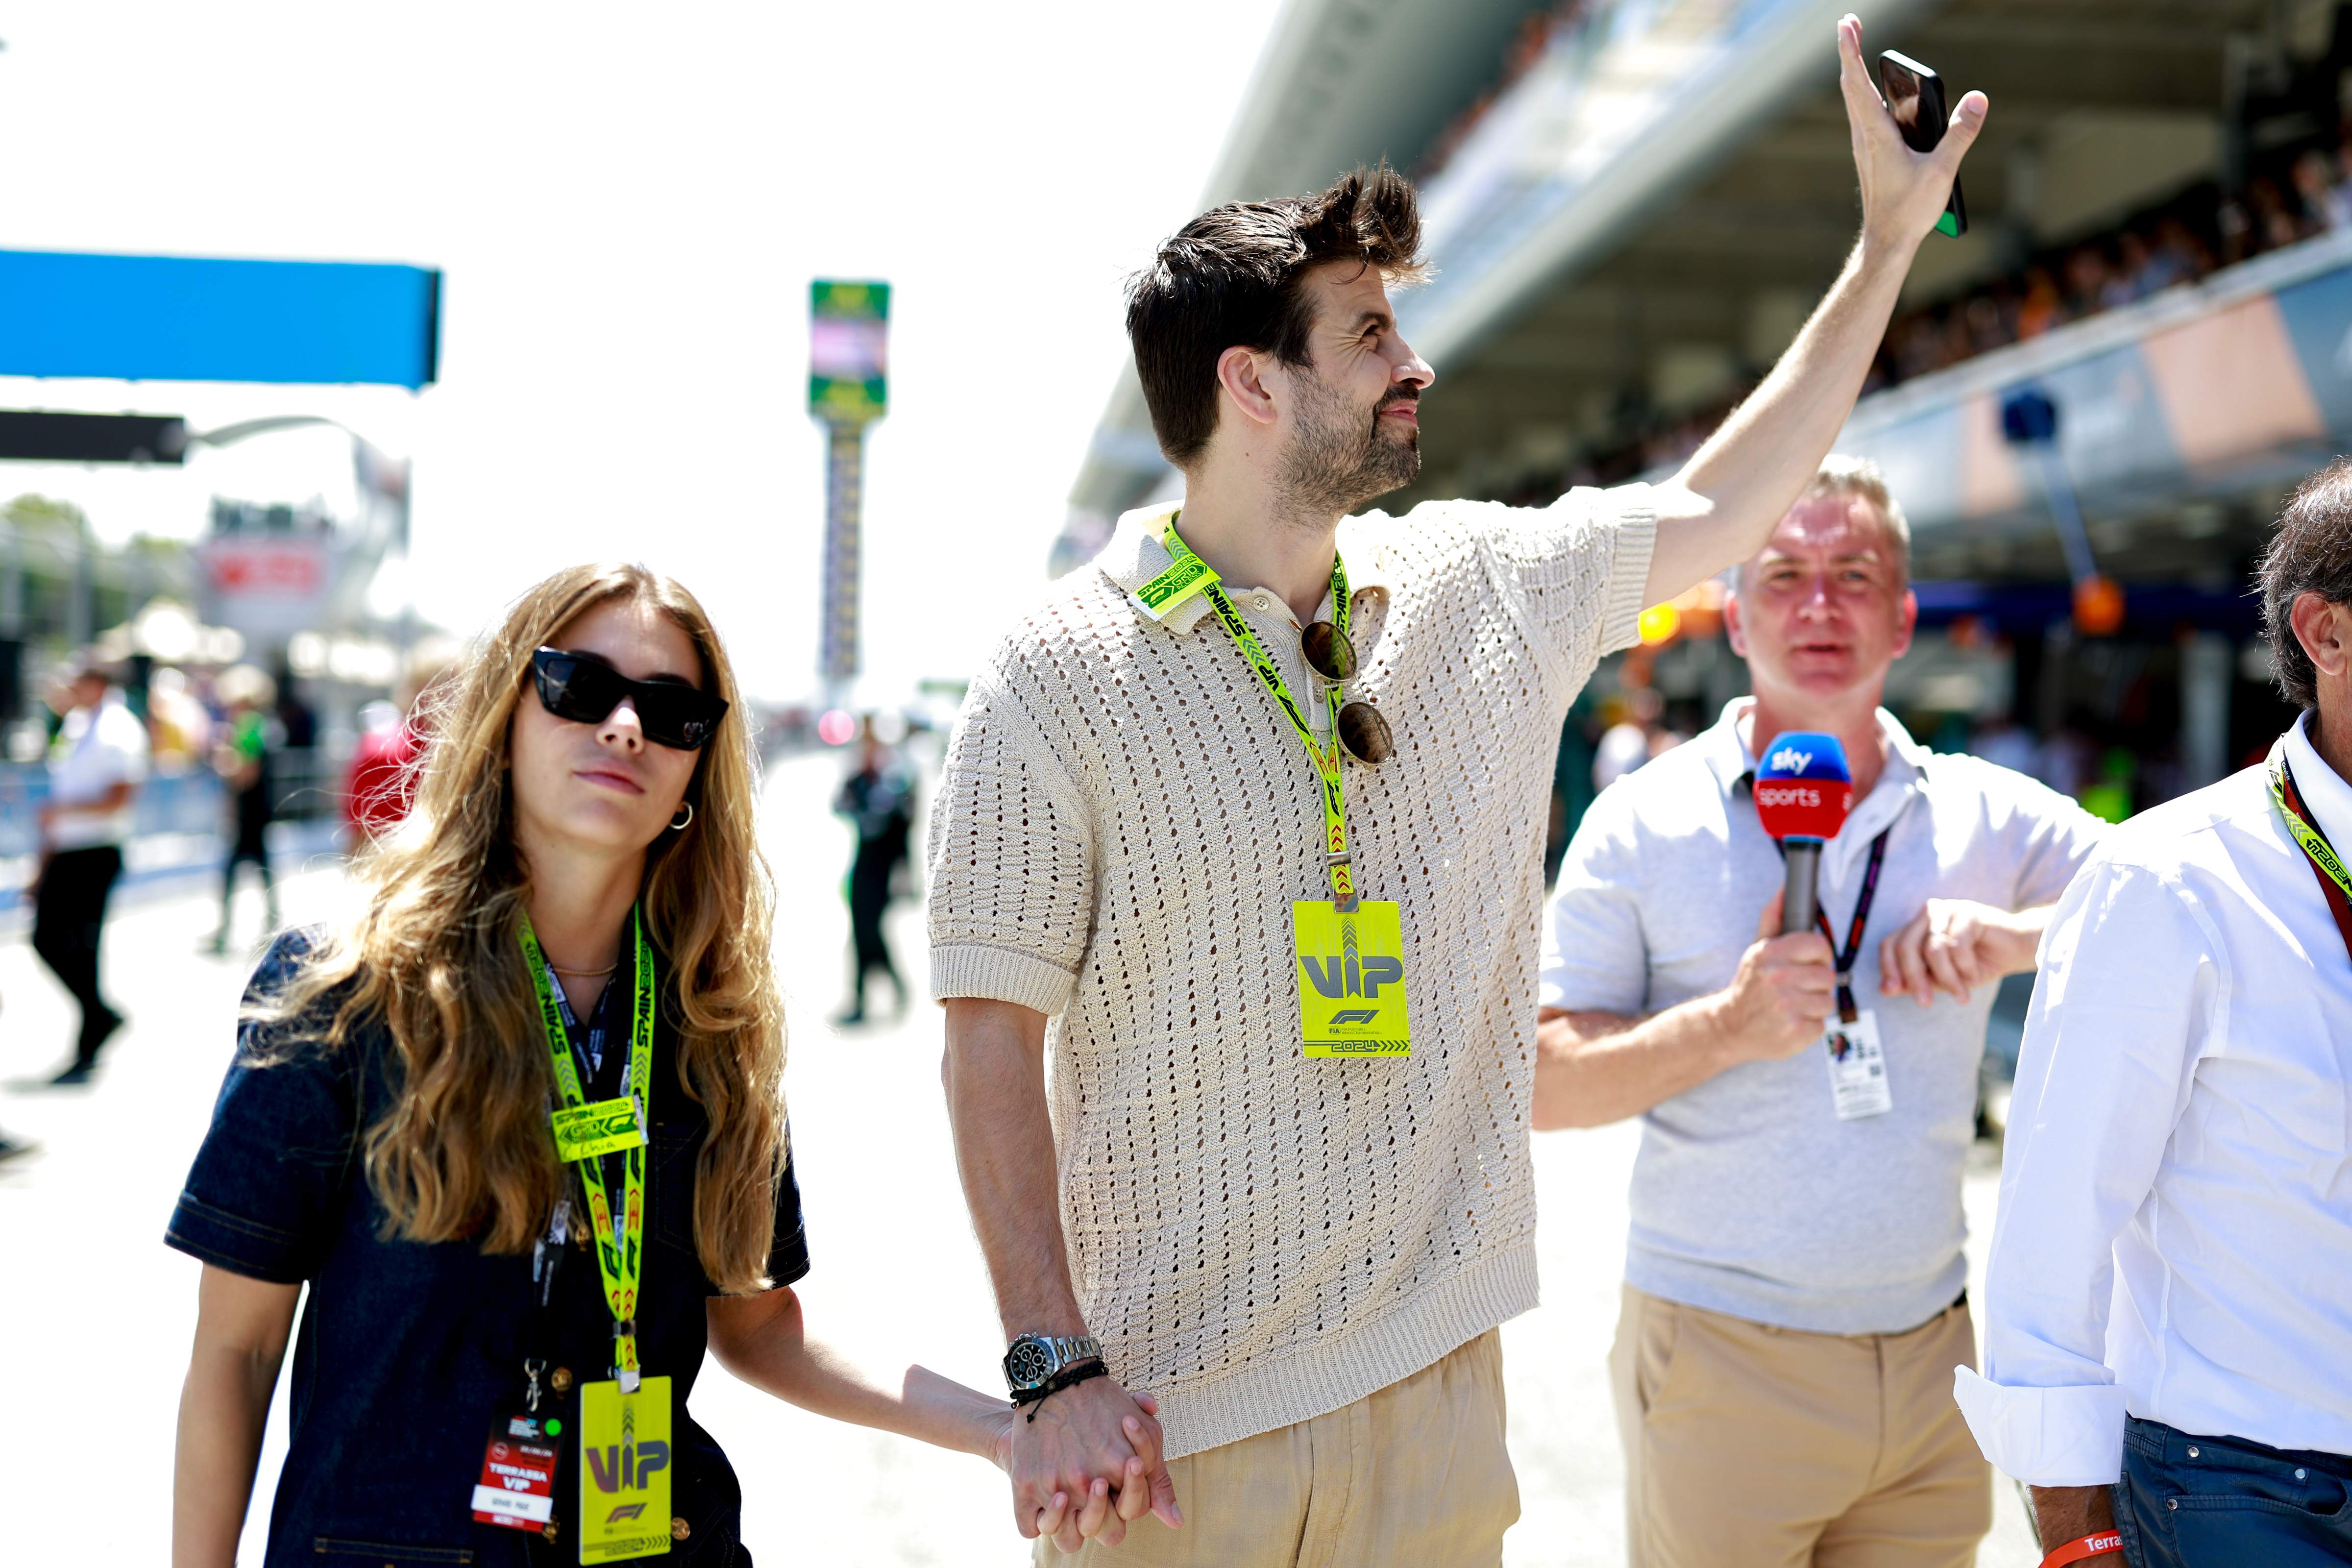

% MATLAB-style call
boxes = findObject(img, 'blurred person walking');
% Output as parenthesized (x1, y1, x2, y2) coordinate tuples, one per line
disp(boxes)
(145, 666, 214, 770)
(31, 659, 147, 1084)
(930, 20, 1986, 1561)
(1534, 460, 2105, 1568)
(1955, 464, 2352, 1565)
(168, 564, 1029, 1568)
(205, 664, 280, 955)
(832, 720, 914, 1026)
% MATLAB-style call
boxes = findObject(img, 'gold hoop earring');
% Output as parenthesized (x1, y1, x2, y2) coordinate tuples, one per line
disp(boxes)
(670, 801, 694, 831)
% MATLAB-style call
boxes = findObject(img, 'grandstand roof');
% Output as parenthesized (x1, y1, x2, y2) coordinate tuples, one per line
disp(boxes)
(1069, 0, 2306, 558)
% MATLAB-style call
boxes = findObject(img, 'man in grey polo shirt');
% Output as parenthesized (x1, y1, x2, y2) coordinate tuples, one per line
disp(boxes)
(1534, 458, 2105, 1568)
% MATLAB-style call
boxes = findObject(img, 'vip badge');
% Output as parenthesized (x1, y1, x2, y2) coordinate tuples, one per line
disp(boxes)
(1293, 900, 1411, 1057)
(578, 1375, 674, 1562)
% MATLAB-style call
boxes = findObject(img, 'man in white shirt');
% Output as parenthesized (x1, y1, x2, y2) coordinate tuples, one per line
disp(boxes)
(1956, 462, 2352, 1564)
(34, 662, 148, 1084)
(1536, 459, 2105, 1567)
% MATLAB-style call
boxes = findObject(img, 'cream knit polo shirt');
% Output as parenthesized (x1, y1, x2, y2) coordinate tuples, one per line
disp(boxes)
(929, 486, 1657, 1458)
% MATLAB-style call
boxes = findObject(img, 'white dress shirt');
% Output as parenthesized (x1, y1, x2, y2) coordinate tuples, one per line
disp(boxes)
(47, 692, 148, 850)
(1955, 713, 2352, 1485)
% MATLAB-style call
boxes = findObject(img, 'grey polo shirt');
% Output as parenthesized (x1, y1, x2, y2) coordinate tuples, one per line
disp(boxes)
(1540, 699, 2106, 1334)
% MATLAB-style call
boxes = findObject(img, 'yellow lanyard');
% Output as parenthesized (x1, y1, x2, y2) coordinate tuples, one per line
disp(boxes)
(2270, 739, 2352, 901)
(2268, 736, 2352, 967)
(519, 908, 655, 1378)
(1157, 518, 1360, 911)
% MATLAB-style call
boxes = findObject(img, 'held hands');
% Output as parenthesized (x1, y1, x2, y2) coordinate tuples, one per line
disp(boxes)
(1716, 891, 1837, 1063)
(1836, 13, 1987, 252)
(1877, 898, 2036, 1007)
(991, 1372, 1181, 1554)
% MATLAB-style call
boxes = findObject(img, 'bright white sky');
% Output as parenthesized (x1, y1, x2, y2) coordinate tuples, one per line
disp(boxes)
(0, 1, 1282, 699)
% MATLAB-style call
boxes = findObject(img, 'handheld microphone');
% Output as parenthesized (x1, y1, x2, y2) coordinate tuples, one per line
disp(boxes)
(1753, 731, 1854, 935)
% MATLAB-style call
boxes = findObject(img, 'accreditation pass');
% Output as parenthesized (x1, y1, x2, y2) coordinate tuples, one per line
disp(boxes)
(1823, 1010, 1893, 1120)
(1294, 900, 1411, 1056)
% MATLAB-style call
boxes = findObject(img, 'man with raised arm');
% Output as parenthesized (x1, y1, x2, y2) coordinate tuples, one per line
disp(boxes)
(929, 18, 1985, 1562)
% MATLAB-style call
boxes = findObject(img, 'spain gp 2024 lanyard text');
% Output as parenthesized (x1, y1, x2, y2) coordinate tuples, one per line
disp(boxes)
(522, 906, 656, 1378)
(519, 907, 677, 1563)
(1142, 518, 1412, 1057)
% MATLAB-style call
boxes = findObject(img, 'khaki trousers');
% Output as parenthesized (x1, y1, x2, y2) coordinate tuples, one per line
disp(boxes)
(1609, 1285, 1990, 1568)
(1037, 1329, 1519, 1568)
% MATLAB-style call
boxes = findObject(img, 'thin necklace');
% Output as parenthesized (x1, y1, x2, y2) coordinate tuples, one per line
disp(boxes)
(548, 961, 617, 977)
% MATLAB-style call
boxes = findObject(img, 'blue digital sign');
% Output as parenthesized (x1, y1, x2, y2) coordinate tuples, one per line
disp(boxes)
(0, 249, 440, 389)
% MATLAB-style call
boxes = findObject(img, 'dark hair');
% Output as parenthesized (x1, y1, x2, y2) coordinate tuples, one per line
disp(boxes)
(2259, 458, 2352, 710)
(1126, 166, 1428, 467)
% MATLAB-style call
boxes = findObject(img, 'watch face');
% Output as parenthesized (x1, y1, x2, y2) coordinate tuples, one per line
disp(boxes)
(1005, 1339, 1055, 1388)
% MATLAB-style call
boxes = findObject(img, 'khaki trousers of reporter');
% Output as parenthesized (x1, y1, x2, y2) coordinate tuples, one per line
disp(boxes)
(1035, 1329, 1518, 1568)
(1610, 1285, 1990, 1568)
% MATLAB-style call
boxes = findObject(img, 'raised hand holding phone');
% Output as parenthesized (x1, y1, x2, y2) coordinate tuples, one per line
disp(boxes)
(1879, 49, 1968, 236)
(1836, 14, 1986, 253)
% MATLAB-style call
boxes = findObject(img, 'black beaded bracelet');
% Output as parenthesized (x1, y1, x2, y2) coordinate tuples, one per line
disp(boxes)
(1011, 1358, 1108, 1422)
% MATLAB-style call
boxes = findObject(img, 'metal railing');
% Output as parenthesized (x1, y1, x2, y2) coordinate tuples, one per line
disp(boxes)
(0, 748, 343, 859)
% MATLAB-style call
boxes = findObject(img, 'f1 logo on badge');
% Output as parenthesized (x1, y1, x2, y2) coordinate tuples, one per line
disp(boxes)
(606, 1503, 648, 1524)
(1329, 1009, 1380, 1026)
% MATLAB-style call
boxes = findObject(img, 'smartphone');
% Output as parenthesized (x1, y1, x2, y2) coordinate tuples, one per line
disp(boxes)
(1879, 49, 1967, 238)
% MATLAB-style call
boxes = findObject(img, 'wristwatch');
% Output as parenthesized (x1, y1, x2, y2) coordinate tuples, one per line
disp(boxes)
(1003, 1333, 1103, 1395)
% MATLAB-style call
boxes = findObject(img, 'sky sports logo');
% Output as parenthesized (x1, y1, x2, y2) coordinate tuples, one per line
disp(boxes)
(1754, 731, 1852, 841)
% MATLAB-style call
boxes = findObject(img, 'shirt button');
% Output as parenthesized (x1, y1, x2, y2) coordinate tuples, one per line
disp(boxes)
(2186, 1445, 2200, 1458)
(2168, 1499, 2179, 1510)
(671, 1517, 691, 1541)
(2298, 1468, 2309, 1480)
(550, 1366, 574, 1394)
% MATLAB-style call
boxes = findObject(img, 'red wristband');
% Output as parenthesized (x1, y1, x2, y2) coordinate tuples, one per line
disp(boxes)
(2040, 1531, 2124, 1568)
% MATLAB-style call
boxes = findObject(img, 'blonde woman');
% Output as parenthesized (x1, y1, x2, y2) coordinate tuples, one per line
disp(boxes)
(167, 565, 1110, 1566)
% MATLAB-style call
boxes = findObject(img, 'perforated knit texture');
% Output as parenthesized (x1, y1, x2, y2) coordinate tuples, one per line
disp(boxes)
(929, 486, 1656, 1458)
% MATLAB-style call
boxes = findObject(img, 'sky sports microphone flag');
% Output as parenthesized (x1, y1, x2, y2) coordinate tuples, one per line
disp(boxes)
(1754, 732, 1853, 935)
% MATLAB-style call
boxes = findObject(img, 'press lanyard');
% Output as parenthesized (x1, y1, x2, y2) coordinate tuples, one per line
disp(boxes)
(1162, 518, 1362, 910)
(2267, 738, 2352, 965)
(1772, 826, 1890, 1024)
(520, 907, 655, 1383)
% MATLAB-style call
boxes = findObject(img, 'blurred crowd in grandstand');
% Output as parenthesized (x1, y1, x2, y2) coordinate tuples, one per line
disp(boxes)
(1605, 134, 2352, 484)
(1388, 0, 2352, 500)
(1873, 143, 2352, 386)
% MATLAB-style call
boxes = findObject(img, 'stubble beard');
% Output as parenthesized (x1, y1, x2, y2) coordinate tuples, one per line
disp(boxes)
(1275, 368, 1422, 522)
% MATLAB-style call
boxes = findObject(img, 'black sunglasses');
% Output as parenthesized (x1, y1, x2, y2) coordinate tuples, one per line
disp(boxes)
(531, 647, 728, 752)
(1298, 619, 1395, 765)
